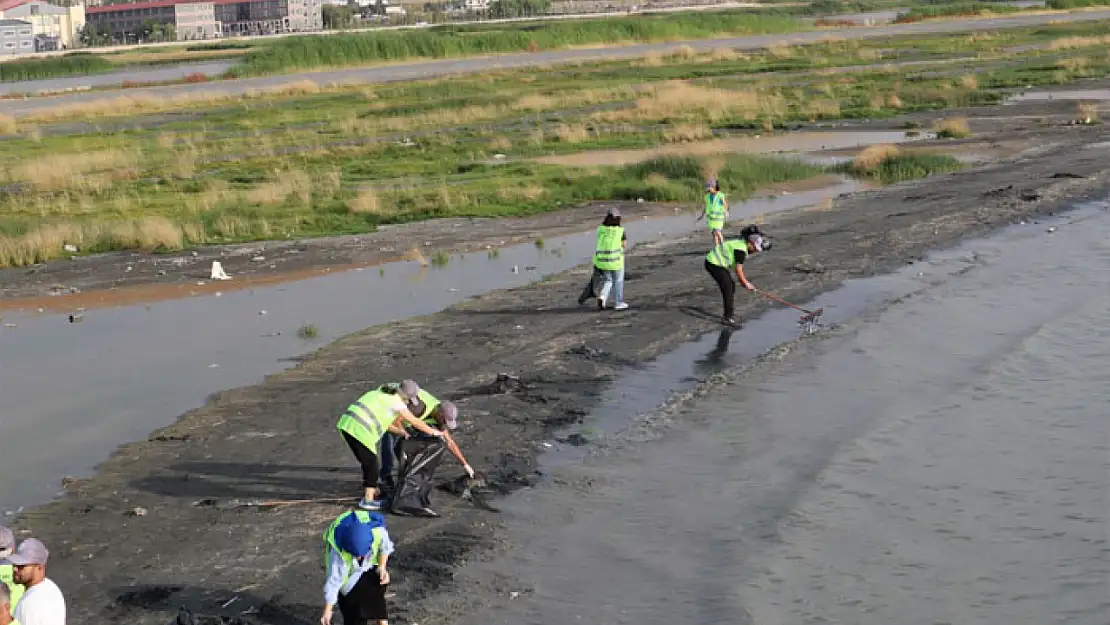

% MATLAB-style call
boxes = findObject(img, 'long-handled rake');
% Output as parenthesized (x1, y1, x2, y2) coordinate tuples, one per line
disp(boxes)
(756, 289, 824, 334)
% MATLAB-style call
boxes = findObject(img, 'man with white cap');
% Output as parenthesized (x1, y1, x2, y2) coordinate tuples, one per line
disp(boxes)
(337, 380, 446, 511)
(2, 538, 64, 625)
(703, 225, 771, 326)
(0, 527, 23, 614)
(389, 389, 474, 517)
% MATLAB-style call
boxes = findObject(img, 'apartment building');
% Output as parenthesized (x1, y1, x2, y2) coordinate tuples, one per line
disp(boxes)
(0, 0, 85, 49)
(87, 0, 319, 41)
(0, 17, 33, 55)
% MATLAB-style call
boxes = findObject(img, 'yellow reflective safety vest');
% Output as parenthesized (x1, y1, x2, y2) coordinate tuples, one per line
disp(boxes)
(412, 389, 441, 426)
(336, 388, 402, 451)
(593, 225, 624, 271)
(706, 239, 748, 270)
(705, 192, 727, 230)
(1, 563, 23, 609)
(323, 511, 386, 586)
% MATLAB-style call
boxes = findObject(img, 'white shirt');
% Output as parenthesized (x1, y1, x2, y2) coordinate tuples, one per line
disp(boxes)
(13, 578, 66, 625)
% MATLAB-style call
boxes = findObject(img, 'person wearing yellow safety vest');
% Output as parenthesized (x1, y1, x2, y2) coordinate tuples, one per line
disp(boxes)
(337, 380, 446, 511)
(577, 207, 629, 311)
(704, 225, 771, 326)
(696, 178, 730, 248)
(388, 390, 474, 517)
(320, 510, 395, 625)
(0, 527, 23, 620)
(1, 581, 18, 625)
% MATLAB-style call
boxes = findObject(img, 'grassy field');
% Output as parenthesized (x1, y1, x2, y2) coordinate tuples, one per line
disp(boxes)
(230, 11, 807, 76)
(1, 20, 1108, 267)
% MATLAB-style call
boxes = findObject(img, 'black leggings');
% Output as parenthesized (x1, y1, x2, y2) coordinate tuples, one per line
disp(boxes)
(343, 431, 381, 489)
(705, 260, 735, 318)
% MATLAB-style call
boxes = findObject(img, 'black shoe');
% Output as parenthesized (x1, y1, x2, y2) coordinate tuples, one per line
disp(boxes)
(597, 299, 606, 311)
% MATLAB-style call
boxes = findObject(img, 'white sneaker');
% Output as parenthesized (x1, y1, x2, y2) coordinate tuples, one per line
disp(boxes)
(614, 302, 629, 311)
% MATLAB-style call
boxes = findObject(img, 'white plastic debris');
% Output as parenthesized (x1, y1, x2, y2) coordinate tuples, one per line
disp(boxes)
(210, 261, 231, 281)
(63, 244, 78, 253)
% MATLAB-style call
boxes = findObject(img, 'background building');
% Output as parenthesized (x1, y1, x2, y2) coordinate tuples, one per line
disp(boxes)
(0, 0, 85, 49)
(87, 0, 320, 42)
(0, 17, 33, 54)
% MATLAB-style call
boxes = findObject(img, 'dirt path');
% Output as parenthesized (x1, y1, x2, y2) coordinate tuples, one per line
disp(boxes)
(4, 109, 1107, 624)
(1, 9, 1108, 117)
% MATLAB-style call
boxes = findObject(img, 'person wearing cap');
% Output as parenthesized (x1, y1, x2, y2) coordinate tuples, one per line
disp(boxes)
(3, 539, 64, 625)
(577, 207, 629, 311)
(388, 389, 475, 517)
(320, 510, 394, 625)
(0, 527, 23, 614)
(697, 178, 730, 248)
(337, 380, 446, 511)
(704, 225, 771, 326)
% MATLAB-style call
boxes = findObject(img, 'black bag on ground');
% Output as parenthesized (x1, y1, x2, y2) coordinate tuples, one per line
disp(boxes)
(390, 436, 448, 514)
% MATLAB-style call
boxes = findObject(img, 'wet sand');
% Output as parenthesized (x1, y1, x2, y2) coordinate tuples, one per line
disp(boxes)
(2, 94, 1108, 624)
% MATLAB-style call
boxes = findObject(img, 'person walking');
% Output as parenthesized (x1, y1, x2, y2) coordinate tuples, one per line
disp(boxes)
(704, 225, 770, 326)
(697, 178, 730, 248)
(390, 389, 474, 517)
(577, 208, 628, 311)
(2, 539, 64, 625)
(319, 510, 394, 625)
(0, 528, 23, 615)
(337, 380, 446, 511)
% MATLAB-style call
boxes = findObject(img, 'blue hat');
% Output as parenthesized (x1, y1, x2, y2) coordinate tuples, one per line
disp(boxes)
(335, 512, 385, 556)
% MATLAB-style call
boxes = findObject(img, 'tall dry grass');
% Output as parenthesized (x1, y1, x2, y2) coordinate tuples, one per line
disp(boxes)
(662, 122, 714, 143)
(0, 217, 185, 268)
(247, 169, 312, 205)
(348, 187, 387, 214)
(1046, 34, 1110, 49)
(0, 114, 17, 135)
(853, 144, 901, 171)
(935, 117, 972, 138)
(595, 81, 784, 125)
(14, 149, 142, 192)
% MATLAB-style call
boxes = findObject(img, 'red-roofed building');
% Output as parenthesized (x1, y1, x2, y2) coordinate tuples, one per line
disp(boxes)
(85, 0, 320, 42)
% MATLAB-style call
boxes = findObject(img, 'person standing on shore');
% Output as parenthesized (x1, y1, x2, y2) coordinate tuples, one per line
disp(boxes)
(697, 178, 730, 248)
(337, 380, 446, 511)
(390, 390, 474, 517)
(704, 225, 770, 326)
(320, 510, 394, 625)
(2, 539, 64, 625)
(577, 208, 629, 311)
(0, 528, 23, 615)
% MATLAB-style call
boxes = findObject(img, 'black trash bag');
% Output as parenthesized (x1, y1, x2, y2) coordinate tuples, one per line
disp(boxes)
(390, 437, 448, 516)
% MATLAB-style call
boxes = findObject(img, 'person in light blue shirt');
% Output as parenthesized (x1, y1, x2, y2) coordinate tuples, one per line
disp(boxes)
(320, 511, 395, 625)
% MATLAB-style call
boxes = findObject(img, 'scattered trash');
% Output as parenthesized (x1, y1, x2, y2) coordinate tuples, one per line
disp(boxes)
(210, 261, 231, 281)
(251, 256, 266, 262)
(63, 244, 78, 253)
(68, 314, 83, 323)
(128, 507, 147, 517)
(258, 310, 267, 315)
(209, 364, 219, 368)
(156, 270, 166, 276)
(448, 288, 459, 292)
(510, 592, 520, 599)
(493, 153, 507, 159)
(125, 265, 133, 272)
(1047, 226, 1057, 233)
(512, 265, 519, 273)
(636, 198, 644, 203)
(221, 597, 239, 609)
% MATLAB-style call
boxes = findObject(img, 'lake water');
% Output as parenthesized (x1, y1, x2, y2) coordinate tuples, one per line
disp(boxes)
(451, 198, 1110, 625)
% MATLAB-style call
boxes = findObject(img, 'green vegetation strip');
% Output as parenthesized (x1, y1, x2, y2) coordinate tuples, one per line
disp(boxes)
(231, 11, 806, 76)
(0, 53, 115, 83)
(0, 20, 1106, 267)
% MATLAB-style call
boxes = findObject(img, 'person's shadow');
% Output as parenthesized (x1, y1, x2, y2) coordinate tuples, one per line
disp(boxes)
(693, 327, 735, 377)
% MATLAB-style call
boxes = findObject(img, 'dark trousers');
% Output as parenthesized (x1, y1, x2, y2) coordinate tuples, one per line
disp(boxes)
(705, 260, 735, 318)
(337, 565, 388, 623)
(379, 432, 397, 485)
(342, 431, 380, 490)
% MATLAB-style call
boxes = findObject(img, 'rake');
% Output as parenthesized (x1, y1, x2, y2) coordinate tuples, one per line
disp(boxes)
(756, 289, 824, 334)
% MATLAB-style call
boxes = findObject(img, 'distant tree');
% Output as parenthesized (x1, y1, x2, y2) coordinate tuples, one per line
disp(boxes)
(489, 0, 550, 18)
(323, 4, 357, 29)
(79, 21, 112, 47)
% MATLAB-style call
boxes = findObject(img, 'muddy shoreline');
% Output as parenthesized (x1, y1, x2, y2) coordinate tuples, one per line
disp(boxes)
(4, 111, 1109, 624)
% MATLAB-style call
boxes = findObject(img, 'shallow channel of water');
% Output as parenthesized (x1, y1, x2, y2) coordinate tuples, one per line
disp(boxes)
(0, 180, 860, 515)
(453, 197, 1110, 625)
